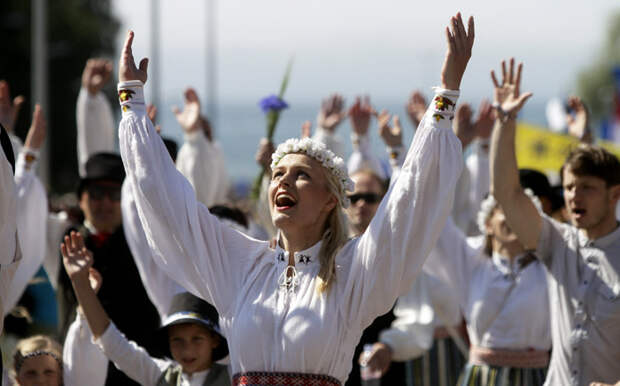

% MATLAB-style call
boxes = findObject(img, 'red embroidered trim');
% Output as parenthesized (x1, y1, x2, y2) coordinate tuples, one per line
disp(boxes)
(232, 372, 341, 386)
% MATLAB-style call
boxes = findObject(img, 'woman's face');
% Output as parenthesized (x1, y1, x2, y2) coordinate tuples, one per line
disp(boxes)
(16, 354, 62, 386)
(485, 206, 518, 243)
(269, 153, 337, 234)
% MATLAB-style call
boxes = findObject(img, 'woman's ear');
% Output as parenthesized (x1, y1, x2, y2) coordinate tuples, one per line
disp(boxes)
(324, 194, 338, 213)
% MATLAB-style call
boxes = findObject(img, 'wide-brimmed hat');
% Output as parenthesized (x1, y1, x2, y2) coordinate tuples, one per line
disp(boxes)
(77, 152, 125, 195)
(158, 293, 228, 362)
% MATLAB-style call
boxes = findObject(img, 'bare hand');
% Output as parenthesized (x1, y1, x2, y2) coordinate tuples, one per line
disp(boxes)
(88, 267, 103, 294)
(453, 103, 475, 147)
(359, 343, 392, 375)
(255, 138, 275, 170)
(317, 94, 346, 132)
(405, 91, 427, 128)
(440, 12, 475, 90)
(172, 88, 201, 133)
(567, 96, 591, 142)
(81, 58, 113, 95)
(24, 104, 46, 150)
(378, 110, 403, 148)
(119, 30, 148, 84)
(61, 231, 94, 285)
(491, 58, 533, 116)
(0, 80, 25, 132)
(473, 99, 494, 139)
(301, 120, 312, 138)
(348, 96, 375, 136)
(147, 104, 162, 133)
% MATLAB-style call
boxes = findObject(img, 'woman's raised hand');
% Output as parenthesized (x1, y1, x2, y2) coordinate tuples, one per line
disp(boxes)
(490, 58, 533, 116)
(119, 30, 148, 84)
(24, 104, 46, 150)
(440, 12, 474, 91)
(61, 231, 94, 285)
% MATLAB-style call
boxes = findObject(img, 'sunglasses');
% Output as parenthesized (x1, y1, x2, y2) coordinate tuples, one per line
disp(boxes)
(86, 184, 121, 201)
(347, 192, 381, 204)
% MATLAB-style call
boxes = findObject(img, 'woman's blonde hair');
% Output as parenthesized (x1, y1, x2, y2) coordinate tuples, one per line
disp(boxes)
(13, 335, 63, 380)
(316, 166, 349, 293)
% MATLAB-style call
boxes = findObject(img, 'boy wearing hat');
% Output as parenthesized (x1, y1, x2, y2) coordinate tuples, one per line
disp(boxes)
(62, 231, 229, 386)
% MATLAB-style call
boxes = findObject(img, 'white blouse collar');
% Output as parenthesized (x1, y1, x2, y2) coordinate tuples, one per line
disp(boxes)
(491, 251, 530, 277)
(274, 239, 323, 269)
(181, 368, 209, 385)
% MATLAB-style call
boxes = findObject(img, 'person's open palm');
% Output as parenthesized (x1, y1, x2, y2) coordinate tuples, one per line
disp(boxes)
(61, 231, 94, 284)
(491, 58, 533, 116)
(172, 88, 201, 133)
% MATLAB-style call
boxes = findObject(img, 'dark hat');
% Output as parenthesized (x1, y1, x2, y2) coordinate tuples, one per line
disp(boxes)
(0, 123, 15, 174)
(519, 169, 552, 200)
(78, 153, 125, 195)
(158, 293, 228, 362)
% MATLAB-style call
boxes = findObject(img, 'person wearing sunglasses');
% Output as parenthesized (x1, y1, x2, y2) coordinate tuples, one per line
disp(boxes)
(346, 171, 386, 238)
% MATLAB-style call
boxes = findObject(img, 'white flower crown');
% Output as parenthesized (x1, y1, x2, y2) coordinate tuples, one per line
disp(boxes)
(271, 137, 355, 208)
(476, 188, 543, 235)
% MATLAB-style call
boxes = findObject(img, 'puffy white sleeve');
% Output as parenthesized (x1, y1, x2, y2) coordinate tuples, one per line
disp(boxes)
(339, 88, 464, 330)
(0, 137, 20, 334)
(117, 81, 269, 316)
(312, 127, 345, 158)
(63, 314, 108, 386)
(422, 216, 480, 311)
(121, 181, 185, 319)
(44, 212, 71, 290)
(95, 322, 169, 386)
(378, 272, 436, 361)
(3, 149, 48, 313)
(347, 133, 386, 181)
(176, 130, 221, 207)
(76, 88, 116, 176)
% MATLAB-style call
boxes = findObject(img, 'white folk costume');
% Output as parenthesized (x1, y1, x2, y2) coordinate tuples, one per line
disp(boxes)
(346, 132, 387, 181)
(312, 126, 346, 159)
(176, 129, 231, 207)
(118, 80, 462, 384)
(428, 215, 551, 386)
(63, 314, 109, 386)
(2, 148, 48, 314)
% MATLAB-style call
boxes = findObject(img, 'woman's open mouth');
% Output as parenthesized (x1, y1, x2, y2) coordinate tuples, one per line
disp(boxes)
(275, 193, 297, 211)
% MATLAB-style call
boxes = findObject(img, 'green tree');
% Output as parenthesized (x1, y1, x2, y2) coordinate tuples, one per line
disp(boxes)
(0, 0, 119, 193)
(577, 10, 620, 122)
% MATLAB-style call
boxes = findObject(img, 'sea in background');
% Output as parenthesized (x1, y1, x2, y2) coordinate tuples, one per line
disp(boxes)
(157, 98, 548, 194)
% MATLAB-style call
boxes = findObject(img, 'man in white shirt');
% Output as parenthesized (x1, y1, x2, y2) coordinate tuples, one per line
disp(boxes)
(489, 57, 620, 386)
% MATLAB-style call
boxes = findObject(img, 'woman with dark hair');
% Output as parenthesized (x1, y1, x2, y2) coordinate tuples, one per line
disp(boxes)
(427, 188, 551, 385)
(116, 12, 473, 385)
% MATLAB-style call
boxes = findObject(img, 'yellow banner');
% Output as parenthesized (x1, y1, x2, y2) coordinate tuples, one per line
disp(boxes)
(516, 123, 620, 175)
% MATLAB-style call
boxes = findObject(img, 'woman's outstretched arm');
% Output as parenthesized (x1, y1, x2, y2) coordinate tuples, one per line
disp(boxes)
(116, 31, 269, 316)
(344, 13, 474, 330)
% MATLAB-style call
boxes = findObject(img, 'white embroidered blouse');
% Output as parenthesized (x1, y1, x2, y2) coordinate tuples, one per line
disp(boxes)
(117, 81, 463, 383)
(427, 216, 551, 352)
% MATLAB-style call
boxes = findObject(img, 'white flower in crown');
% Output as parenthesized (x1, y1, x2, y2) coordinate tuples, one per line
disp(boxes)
(271, 137, 355, 208)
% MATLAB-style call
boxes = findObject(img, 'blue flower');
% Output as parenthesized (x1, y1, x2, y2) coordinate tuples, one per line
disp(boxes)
(259, 94, 289, 113)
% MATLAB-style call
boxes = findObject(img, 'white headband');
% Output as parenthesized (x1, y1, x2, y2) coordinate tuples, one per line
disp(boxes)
(271, 137, 355, 208)
(477, 188, 543, 235)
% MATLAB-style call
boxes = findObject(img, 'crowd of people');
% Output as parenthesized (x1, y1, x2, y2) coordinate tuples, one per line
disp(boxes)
(1, 11, 619, 386)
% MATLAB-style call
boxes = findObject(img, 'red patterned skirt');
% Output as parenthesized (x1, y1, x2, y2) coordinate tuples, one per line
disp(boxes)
(232, 372, 341, 386)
